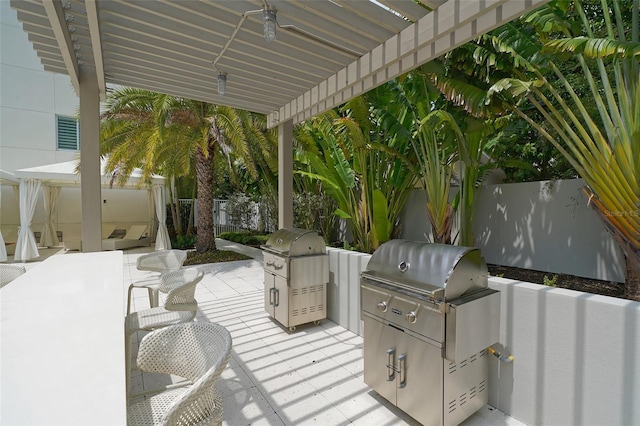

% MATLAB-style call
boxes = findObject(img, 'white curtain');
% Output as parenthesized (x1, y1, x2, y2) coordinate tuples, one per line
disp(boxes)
(0, 185, 20, 261)
(40, 186, 61, 247)
(14, 179, 41, 261)
(153, 184, 171, 250)
(147, 189, 156, 241)
(0, 230, 6, 262)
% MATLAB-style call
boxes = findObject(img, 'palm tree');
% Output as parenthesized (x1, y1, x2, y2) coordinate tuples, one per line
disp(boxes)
(101, 88, 270, 253)
(431, 0, 640, 299)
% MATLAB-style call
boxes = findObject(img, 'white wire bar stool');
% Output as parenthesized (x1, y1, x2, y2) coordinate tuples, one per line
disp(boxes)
(127, 321, 232, 426)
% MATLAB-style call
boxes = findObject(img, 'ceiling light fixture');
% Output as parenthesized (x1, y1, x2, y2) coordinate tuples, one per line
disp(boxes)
(217, 73, 227, 96)
(263, 8, 277, 42)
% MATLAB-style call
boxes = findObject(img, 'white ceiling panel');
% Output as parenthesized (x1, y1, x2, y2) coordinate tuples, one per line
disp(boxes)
(10, 0, 549, 127)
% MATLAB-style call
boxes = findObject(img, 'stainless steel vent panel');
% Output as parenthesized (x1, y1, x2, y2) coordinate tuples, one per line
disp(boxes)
(364, 240, 488, 300)
(261, 227, 326, 257)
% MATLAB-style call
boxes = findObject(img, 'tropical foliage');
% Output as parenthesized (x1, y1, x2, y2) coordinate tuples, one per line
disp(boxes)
(371, 69, 497, 247)
(431, 0, 640, 299)
(295, 90, 418, 253)
(100, 88, 272, 253)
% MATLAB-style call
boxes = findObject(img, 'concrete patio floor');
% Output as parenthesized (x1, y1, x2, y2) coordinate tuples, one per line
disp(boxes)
(120, 240, 525, 426)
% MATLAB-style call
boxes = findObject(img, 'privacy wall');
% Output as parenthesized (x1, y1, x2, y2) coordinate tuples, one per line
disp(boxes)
(401, 179, 625, 283)
(487, 277, 640, 426)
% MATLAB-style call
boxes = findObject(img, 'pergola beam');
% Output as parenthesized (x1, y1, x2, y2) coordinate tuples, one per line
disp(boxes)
(42, 0, 80, 95)
(268, 0, 550, 128)
(85, 0, 106, 101)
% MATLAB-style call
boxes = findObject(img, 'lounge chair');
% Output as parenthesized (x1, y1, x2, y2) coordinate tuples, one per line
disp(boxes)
(102, 224, 151, 251)
(63, 223, 118, 251)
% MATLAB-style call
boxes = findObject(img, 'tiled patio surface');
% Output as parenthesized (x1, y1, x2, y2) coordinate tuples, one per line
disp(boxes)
(119, 240, 524, 426)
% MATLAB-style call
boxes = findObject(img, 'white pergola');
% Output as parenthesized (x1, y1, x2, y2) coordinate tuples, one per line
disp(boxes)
(11, 0, 549, 252)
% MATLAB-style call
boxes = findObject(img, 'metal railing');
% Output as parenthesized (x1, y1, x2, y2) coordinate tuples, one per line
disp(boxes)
(176, 198, 275, 236)
(213, 199, 238, 235)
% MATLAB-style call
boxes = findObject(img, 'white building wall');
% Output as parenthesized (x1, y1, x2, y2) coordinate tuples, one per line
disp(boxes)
(1, 5, 156, 245)
(0, 2, 79, 172)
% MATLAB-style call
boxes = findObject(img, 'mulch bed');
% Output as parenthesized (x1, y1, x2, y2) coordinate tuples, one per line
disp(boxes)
(487, 264, 625, 299)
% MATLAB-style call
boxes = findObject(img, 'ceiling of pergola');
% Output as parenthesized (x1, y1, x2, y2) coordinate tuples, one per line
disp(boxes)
(11, 0, 548, 128)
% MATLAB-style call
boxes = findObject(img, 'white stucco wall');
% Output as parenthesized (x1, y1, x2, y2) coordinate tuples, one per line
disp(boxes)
(326, 247, 370, 336)
(488, 277, 640, 426)
(1, 5, 154, 240)
(401, 179, 626, 283)
(0, 2, 79, 172)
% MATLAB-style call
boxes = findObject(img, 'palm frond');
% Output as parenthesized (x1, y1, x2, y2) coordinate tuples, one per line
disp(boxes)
(543, 37, 640, 59)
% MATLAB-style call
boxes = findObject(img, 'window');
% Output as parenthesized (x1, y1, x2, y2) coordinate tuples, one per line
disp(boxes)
(56, 115, 79, 150)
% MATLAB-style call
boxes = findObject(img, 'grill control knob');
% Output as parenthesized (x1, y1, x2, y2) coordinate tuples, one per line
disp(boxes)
(406, 311, 417, 324)
(377, 301, 388, 313)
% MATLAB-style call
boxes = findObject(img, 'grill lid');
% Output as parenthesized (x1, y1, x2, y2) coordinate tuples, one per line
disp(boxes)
(362, 240, 488, 300)
(261, 227, 326, 257)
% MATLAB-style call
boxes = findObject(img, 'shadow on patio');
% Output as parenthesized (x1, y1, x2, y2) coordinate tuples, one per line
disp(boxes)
(125, 241, 520, 426)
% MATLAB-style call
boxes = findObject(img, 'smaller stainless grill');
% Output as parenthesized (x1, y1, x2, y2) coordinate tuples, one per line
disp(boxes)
(262, 228, 328, 331)
(361, 240, 500, 426)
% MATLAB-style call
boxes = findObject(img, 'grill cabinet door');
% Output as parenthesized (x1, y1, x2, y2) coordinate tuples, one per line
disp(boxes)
(395, 331, 443, 426)
(363, 316, 443, 426)
(264, 270, 289, 326)
(264, 271, 276, 317)
(273, 275, 289, 326)
(363, 317, 397, 404)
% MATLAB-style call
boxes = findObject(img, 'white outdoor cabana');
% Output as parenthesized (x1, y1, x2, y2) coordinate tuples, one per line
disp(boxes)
(11, 159, 170, 261)
(9, 0, 549, 253)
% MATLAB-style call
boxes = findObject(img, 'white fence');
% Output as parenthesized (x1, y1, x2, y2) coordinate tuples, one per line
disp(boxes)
(192, 178, 625, 284)
(214, 199, 268, 235)
(175, 199, 255, 235)
(213, 199, 251, 235)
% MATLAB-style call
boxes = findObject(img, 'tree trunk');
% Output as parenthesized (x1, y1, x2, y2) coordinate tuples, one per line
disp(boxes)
(168, 177, 182, 237)
(187, 184, 196, 235)
(195, 145, 216, 253)
(584, 190, 640, 301)
(624, 255, 640, 301)
(428, 204, 454, 244)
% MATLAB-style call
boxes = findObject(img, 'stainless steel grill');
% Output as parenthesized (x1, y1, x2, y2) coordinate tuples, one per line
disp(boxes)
(262, 228, 328, 331)
(361, 240, 500, 426)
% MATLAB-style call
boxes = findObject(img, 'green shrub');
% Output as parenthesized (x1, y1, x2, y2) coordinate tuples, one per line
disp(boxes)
(225, 194, 255, 231)
(184, 250, 250, 265)
(172, 233, 196, 249)
(219, 231, 270, 247)
(293, 192, 336, 243)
